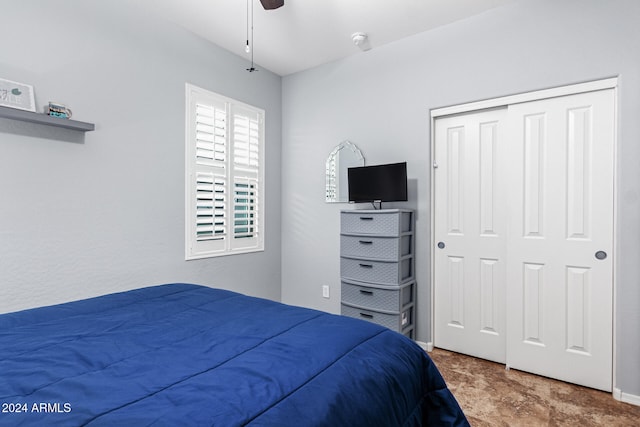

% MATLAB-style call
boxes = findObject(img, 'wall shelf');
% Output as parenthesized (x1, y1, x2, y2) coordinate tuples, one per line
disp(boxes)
(0, 105, 95, 131)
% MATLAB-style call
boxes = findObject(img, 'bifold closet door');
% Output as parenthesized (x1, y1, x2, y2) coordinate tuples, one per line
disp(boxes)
(433, 108, 508, 364)
(505, 89, 614, 392)
(433, 88, 615, 391)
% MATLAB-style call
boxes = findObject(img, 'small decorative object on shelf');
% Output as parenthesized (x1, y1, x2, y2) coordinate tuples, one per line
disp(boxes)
(46, 101, 72, 119)
(0, 77, 36, 112)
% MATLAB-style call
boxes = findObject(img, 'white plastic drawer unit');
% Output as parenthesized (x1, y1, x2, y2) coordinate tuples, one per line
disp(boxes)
(340, 210, 413, 236)
(339, 209, 416, 336)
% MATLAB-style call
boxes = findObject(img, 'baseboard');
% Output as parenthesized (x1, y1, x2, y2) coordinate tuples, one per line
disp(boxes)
(415, 341, 434, 352)
(613, 388, 640, 407)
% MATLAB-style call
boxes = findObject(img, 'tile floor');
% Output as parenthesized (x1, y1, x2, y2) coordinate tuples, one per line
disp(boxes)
(429, 348, 640, 426)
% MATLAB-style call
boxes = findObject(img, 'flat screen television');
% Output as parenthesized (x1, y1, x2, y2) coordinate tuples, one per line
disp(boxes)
(348, 162, 408, 204)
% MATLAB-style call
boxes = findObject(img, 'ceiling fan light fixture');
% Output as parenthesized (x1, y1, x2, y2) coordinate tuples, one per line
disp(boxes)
(259, 0, 284, 10)
(246, 0, 258, 72)
(244, 0, 285, 73)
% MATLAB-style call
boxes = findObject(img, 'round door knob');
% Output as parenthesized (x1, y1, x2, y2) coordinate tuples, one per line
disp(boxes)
(595, 251, 607, 260)
(437, 242, 445, 249)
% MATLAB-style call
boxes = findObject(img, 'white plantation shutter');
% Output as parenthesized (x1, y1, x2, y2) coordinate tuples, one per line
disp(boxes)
(233, 113, 260, 170)
(195, 173, 226, 241)
(233, 179, 257, 239)
(195, 103, 226, 167)
(195, 102, 227, 243)
(231, 108, 261, 249)
(186, 84, 264, 259)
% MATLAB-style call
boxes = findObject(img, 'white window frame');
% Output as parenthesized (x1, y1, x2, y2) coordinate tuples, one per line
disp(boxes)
(185, 83, 265, 259)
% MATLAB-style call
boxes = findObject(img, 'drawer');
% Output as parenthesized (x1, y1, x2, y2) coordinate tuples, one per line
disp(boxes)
(340, 210, 413, 236)
(341, 304, 413, 332)
(341, 281, 414, 312)
(340, 257, 413, 285)
(340, 234, 412, 260)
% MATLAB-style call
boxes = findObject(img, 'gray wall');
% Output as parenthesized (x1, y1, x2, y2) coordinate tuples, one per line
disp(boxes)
(281, 0, 640, 396)
(0, 1, 282, 313)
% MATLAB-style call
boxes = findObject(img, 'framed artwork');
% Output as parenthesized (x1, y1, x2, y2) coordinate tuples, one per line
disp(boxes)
(0, 78, 36, 112)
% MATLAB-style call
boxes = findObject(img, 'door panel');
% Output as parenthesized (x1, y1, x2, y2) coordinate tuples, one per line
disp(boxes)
(434, 108, 508, 364)
(505, 89, 614, 391)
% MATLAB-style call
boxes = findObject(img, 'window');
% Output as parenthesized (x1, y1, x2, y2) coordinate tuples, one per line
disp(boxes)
(185, 84, 264, 259)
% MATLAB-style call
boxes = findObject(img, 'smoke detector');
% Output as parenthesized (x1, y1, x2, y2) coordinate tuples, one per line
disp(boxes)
(351, 32, 368, 46)
(351, 32, 369, 50)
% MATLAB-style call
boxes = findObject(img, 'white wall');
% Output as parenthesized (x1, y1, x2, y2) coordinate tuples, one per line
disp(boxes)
(281, 0, 640, 397)
(0, 1, 282, 313)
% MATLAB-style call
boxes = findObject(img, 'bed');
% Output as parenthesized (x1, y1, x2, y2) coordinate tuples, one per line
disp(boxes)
(0, 283, 468, 426)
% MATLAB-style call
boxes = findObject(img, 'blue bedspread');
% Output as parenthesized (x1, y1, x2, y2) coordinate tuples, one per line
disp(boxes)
(0, 284, 467, 426)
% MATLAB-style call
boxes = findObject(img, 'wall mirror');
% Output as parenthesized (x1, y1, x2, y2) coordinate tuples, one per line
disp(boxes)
(325, 141, 364, 203)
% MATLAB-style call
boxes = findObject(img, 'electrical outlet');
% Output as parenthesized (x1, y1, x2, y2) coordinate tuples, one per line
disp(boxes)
(322, 285, 330, 299)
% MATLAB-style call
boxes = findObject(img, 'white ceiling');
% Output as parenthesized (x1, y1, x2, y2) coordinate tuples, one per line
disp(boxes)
(147, 0, 515, 76)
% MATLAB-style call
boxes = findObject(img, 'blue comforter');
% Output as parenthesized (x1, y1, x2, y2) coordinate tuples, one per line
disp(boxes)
(0, 284, 467, 426)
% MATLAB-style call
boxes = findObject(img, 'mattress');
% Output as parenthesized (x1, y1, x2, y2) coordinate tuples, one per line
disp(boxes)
(0, 283, 468, 426)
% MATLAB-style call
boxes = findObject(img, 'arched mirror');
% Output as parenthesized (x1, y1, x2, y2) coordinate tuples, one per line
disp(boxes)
(325, 141, 364, 203)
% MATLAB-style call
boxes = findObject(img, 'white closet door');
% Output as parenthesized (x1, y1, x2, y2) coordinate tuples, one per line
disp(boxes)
(433, 108, 508, 363)
(433, 88, 615, 392)
(505, 89, 614, 391)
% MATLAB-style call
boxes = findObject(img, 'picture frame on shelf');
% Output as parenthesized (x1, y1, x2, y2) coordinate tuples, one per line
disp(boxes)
(0, 78, 36, 112)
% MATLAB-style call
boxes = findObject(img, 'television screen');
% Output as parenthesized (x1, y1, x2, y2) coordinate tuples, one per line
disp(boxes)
(348, 162, 408, 203)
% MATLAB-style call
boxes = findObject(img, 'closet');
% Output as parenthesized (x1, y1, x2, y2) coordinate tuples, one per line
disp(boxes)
(431, 79, 616, 392)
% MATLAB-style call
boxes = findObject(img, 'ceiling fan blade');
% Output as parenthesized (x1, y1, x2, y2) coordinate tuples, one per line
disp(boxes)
(259, 0, 284, 10)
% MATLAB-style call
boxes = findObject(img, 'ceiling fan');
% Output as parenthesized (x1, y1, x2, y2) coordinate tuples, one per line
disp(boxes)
(259, 0, 284, 10)
(246, 0, 283, 72)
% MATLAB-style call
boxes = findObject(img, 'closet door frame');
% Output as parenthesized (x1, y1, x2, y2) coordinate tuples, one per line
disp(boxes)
(429, 76, 618, 393)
